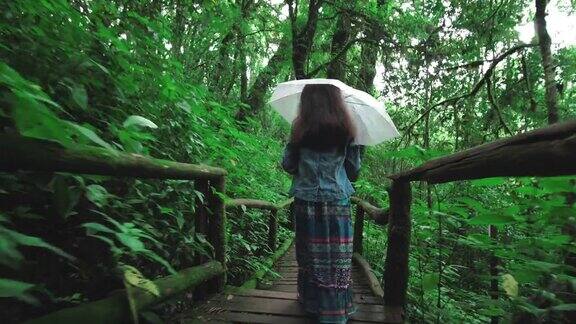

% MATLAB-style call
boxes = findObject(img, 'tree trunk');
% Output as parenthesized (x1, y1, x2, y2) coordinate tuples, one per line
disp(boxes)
(212, 0, 254, 94)
(535, 0, 559, 124)
(240, 42, 248, 102)
(171, 0, 186, 59)
(290, 0, 323, 79)
(355, 0, 387, 93)
(327, 3, 353, 81)
(236, 36, 290, 120)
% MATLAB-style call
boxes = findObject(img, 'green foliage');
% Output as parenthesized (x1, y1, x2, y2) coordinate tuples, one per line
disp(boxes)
(0, 0, 575, 322)
(0, 215, 75, 268)
(0, 0, 290, 321)
(0, 279, 36, 304)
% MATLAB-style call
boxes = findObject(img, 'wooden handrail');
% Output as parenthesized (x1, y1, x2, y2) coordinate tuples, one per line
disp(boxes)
(226, 198, 277, 210)
(25, 261, 224, 324)
(353, 253, 384, 298)
(225, 198, 294, 210)
(276, 197, 295, 209)
(225, 197, 294, 252)
(0, 135, 229, 296)
(350, 197, 389, 255)
(351, 196, 388, 225)
(2, 134, 404, 321)
(0, 135, 227, 180)
(390, 120, 576, 183)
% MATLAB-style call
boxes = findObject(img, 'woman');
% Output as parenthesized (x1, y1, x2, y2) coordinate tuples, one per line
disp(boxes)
(281, 84, 362, 323)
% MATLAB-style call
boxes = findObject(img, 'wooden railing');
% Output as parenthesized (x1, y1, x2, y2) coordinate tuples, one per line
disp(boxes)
(3, 119, 573, 323)
(381, 120, 576, 318)
(0, 135, 230, 323)
(0, 135, 295, 322)
(226, 197, 294, 251)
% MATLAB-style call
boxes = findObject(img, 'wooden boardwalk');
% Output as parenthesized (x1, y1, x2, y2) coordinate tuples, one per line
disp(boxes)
(180, 245, 402, 323)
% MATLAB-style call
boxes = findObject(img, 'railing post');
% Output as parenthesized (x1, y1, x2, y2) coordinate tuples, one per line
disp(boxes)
(353, 204, 365, 255)
(207, 176, 226, 293)
(268, 209, 278, 251)
(383, 180, 412, 316)
(193, 179, 209, 301)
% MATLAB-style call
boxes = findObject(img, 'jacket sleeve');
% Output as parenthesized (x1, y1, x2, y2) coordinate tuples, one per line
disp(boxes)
(344, 144, 362, 182)
(281, 143, 299, 175)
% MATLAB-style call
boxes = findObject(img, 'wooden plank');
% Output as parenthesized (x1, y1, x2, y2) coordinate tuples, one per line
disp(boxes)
(230, 289, 382, 305)
(202, 295, 389, 322)
(211, 294, 385, 313)
(180, 318, 231, 324)
(190, 311, 313, 324)
(271, 284, 373, 294)
(184, 311, 383, 324)
(278, 261, 299, 267)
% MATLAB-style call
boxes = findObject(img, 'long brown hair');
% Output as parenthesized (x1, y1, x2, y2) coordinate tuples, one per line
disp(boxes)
(290, 84, 356, 151)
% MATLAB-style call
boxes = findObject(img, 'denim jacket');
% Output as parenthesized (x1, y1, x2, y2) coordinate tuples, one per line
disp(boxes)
(281, 142, 362, 202)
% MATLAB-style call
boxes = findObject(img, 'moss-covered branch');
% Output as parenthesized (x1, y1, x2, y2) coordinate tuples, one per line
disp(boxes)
(25, 261, 224, 324)
(0, 135, 227, 180)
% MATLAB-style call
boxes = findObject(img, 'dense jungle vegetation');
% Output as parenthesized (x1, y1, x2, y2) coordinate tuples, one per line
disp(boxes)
(1, 0, 575, 323)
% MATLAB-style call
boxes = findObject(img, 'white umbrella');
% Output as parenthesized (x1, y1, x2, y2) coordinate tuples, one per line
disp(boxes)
(268, 78, 400, 146)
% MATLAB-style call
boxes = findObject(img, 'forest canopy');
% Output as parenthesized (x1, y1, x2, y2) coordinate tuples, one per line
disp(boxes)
(0, 0, 575, 323)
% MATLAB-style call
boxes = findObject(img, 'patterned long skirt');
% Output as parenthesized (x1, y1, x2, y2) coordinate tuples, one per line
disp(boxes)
(294, 198, 357, 323)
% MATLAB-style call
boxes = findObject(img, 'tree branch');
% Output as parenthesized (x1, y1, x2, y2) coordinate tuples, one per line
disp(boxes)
(443, 59, 496, 71)
(307, 37, 373, 77)
(486, 76, 513, 136)
(401, 43, 537, 136)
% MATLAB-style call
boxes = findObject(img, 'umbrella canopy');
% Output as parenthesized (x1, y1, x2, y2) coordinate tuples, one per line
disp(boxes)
(268, 78, 400, 146)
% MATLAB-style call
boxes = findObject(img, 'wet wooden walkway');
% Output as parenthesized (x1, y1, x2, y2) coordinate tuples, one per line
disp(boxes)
(180, 245, 403, 323)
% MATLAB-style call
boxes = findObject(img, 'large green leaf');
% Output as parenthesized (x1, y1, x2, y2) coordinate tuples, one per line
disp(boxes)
(0, 62, 62, 110)
(85, 184, 110, 207)
(470, 178, 506, 186)
(82, 222, 117, 235)
(67, 123, 114, 150)
(122, 265, 160, 296)
(117, 233, 145, 252)
(468, 211, 516, 225)
(538, 177, 575, 193)
(0, 278, 37, 303)
(422, 272, 439, 291)
(551, 304, 576, 311)
(10, 93, 74, 145)
(70, 83, 88, 110)
(52, 175, 82, 219)
(502, 274, 518, 297)
(123, 115, 158, 129)
(0, 226, 75, 262)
